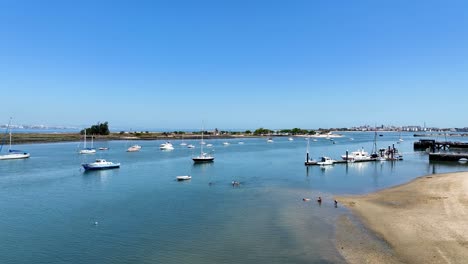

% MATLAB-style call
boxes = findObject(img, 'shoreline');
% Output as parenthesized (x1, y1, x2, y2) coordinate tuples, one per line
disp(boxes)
(335, 171, 468, 263)
(4, 133, 280, 145)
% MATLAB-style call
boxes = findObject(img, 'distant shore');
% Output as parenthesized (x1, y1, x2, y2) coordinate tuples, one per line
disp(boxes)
(335, 172, 468, 263)
(6, 132, 266, 145)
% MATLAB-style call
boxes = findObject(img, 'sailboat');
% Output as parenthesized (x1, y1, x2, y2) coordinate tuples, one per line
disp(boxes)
(79, 129, 96, 154)
(304, 136, 317, 165)
(192, 125, 214, 163)
(398, 130, 404, 143)
(0, 118, 30, 160)
(180, 134, 187, 146)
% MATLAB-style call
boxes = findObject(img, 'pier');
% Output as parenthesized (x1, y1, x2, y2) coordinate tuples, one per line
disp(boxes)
(414, 139, 468, 151)
(429, 153, 468, 162)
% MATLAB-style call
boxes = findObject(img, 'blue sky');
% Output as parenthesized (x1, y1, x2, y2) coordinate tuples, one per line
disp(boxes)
(1, 0, 467, 131)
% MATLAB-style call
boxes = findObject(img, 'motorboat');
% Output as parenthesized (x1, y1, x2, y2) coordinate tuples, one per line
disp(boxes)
(180, 142, 187, 146)
(341, 148, 372, 161)
(206, 144, 213, 147)
(288, 137, 294, 141)
(187, 144, 195, 149)
(317, 156, 335, 166)
(267, 137, 274, 143)
(127, 145, 142, 152)
(98, 147, 109, 150)
(82, 159, 120, 171)
(223, 142, 230, 145)
(160, 142, 174, 150)
(176, 175, 191, 181)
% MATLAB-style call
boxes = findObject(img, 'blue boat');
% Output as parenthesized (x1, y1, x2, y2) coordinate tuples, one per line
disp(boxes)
(82, 159, 120, 171)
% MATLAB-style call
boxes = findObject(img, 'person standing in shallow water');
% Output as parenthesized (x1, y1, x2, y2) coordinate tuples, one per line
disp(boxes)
(334, 200, 338, 208)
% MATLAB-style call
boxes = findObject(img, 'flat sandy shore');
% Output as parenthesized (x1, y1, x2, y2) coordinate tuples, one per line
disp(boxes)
(336, 172, 468, 264)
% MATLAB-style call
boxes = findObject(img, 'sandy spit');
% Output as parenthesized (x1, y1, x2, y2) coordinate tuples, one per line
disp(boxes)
(335, 172, 468, 264)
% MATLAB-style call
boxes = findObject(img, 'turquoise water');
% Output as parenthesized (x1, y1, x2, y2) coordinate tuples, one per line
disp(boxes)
(1, 132, 467, 263)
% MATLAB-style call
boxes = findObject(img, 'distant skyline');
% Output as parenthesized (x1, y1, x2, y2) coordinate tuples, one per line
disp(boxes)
(1, 0, 467, 130)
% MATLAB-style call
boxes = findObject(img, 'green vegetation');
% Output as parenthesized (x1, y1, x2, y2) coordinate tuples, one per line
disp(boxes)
(81, 122, 110, 135)
(253, 128, 273, 135)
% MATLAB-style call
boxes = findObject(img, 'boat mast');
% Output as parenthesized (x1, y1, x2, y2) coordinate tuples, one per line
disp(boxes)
(84, 129, 87, 148)
(200, 123, 204, 155)
(306, 136, 310, 161)
(1, 117, 12, 153)
(9, 129, 12, 151)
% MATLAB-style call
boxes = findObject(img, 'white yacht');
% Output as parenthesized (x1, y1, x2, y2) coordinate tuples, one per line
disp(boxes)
(82, 159, 120, 171)
(341, 148, 372, 161)
(187, 144, 195, 149)
(317, 156, 335, 166)
(222, 142, 230, 145)
(288, 137, 294, 141)
(160, 142, 174, 150)
(267, 137, 274, 143)
(127, 145, 142, 152)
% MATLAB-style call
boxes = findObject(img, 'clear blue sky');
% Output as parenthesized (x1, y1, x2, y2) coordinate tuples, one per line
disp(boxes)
(1, 0, 467, 130)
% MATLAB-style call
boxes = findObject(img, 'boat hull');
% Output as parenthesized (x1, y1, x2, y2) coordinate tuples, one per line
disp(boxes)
(82, 164, 120, 171)
(192, 157, 214, 163)
(0, 153, 30, 160)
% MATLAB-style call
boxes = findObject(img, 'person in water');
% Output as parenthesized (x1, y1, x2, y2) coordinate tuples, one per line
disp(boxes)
(334, 200, 338, 208)
(317, 197, 322, 203)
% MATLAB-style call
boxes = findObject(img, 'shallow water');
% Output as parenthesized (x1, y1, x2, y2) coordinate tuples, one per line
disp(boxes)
(0, 132, 466, 263)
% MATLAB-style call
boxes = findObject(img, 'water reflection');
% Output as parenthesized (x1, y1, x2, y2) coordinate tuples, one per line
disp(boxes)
(82, 169, 117, 185)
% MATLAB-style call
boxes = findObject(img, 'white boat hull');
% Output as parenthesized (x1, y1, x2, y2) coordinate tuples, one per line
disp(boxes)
(0, 153, 30, 160)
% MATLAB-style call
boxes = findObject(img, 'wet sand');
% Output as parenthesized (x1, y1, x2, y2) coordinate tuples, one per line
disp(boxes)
(336, 172, 468, 264)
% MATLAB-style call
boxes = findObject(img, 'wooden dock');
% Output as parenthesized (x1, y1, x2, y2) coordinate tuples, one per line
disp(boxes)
(429, 153, 468, 162)
(414, 139, 468, 151)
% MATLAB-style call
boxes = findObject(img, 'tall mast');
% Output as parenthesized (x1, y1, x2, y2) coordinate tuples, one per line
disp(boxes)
(9, 129, 12, 151)
(200, 123, 204, 154)
(84, 129, 87, 148)
(0, 118, 12, 153)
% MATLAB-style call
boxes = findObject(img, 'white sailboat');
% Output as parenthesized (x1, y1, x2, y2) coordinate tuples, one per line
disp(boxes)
(192, 124, 214, 163)
(180, 134, 187, 146)
(398, 130, 404, 143)
(0, 118, 30, 160)
(304, 136, 317, 165)
(79, 129, 96, 154)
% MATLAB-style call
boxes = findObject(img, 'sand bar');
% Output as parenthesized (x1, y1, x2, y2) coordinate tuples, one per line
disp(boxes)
(336, 172, 468, 264)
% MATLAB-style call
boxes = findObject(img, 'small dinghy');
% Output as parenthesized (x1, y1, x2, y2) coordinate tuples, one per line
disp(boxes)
(176, 175, 191, 181)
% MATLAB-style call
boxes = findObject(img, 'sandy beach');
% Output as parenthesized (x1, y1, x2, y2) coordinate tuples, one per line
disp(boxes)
(336, 171, 468, 264)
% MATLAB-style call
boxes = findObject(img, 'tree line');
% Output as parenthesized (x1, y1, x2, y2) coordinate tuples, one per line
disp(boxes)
(80, 122, 110, 135)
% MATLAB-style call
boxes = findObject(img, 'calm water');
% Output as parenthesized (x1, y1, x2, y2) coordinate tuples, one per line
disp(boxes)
(1, 132, 467, 264)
